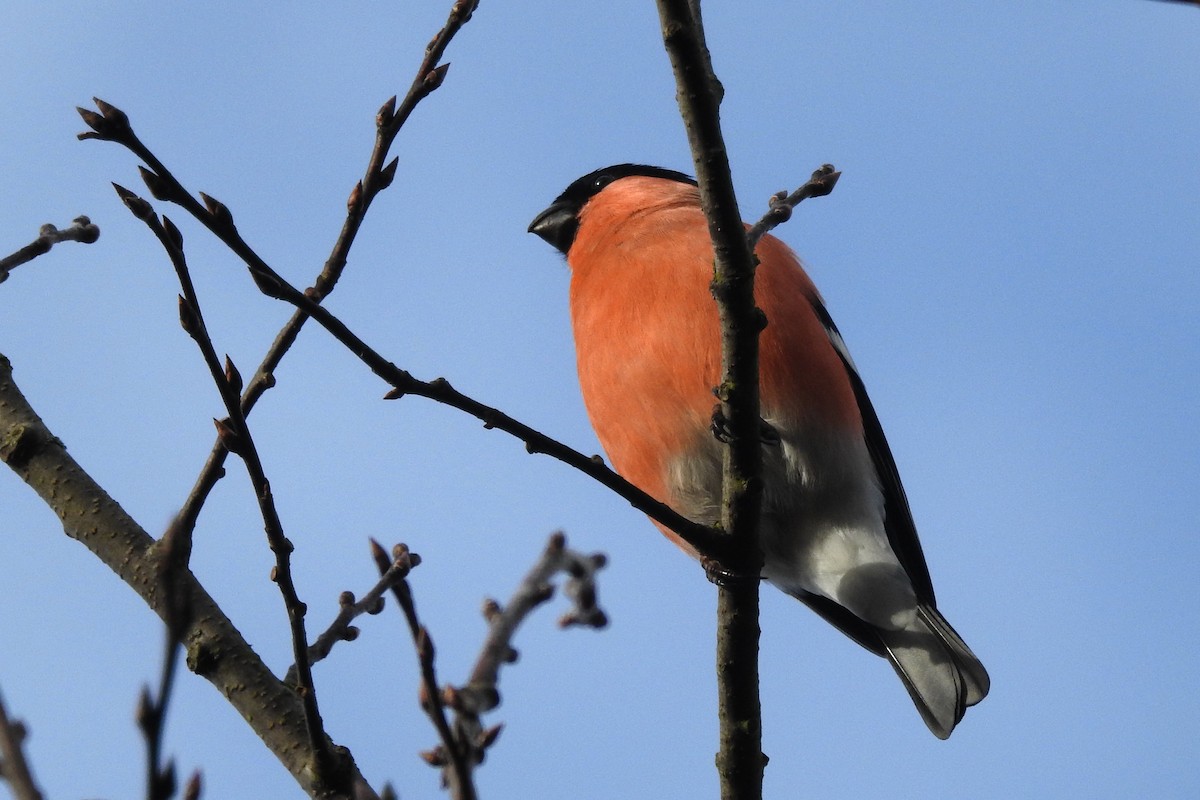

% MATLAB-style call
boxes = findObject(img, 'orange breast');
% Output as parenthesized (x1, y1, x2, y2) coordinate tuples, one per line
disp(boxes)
(567, 178, 861, 553)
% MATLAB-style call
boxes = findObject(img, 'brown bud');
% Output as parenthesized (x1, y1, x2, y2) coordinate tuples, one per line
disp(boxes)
(182, 771, 203, 800)
(139, 166, 172, 201)
(113, 183, 153, 220)
(377, 157, 399, 191)
(223, 356, 243, 394)
(71, 215, 101, 244)
(423, 63, 450, 93)
(76, 107, 105, 133)
(478, 722, 504, 750)
(213, 417, 243, 455)
(93, 97, 129, 127)
(482, 598, 502, 622)
(199, 192, 233, 228)
(418, 747, 447, 767)
(162, 216, 184, 251)
(177, 296, 201, 339)
(376, 95, 397, 129)
(369, 537, 388, 563)
(136, 685, 154, 731)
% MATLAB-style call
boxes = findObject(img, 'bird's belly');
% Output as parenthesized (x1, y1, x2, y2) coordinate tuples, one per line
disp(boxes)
(668, 423, 917, 629)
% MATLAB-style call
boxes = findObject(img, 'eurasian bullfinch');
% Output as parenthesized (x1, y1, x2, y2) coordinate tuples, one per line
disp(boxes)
(528, 164, 989, 739)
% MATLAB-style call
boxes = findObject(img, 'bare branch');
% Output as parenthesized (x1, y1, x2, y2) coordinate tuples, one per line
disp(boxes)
(76, 1, 726, 567)
(287, 551, 410, 684)
(369, 541, 471, 799)
(656, 0, 768, 796)
(0, 216, 99, 284)
(745, 164, 841, 250)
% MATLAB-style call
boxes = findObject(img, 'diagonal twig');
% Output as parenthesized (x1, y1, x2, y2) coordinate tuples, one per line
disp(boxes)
(368, 541, 470, 798)
(745, 164, 841, 250)
(0, 355, 376, 797)
(285, 550, 414, 685)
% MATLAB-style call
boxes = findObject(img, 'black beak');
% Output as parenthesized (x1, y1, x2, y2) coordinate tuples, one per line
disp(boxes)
(528, 201, 578, 256)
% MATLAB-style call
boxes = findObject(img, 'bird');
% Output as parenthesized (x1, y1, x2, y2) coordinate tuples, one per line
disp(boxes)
(528, 164, 989, 738)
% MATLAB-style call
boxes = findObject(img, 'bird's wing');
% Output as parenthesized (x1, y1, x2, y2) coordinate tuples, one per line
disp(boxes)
(807, 295, 937, 605)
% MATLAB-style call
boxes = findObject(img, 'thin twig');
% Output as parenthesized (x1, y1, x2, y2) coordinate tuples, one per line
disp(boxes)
(0, 686, 44, 800)
(369, 541, 471, 799)
(111, 188, 340, 787)
(656, 1, 769, 797)
(139, 421, 203, 800)
(137, 632, 184, 800)
(284, 553, 413, 685)
(464, 531, 607, 704)
(0, 217, 99, 284)
(745, 164, 841, 250)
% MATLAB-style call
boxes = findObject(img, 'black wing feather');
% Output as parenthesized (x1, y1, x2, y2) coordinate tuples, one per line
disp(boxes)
(808, 297, 937, 605)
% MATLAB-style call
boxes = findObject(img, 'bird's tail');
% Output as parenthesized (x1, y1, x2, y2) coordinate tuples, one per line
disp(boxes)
(880, 604, 990, 739)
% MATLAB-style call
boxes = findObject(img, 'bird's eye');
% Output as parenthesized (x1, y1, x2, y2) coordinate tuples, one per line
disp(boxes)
(592, 173, 615, 191)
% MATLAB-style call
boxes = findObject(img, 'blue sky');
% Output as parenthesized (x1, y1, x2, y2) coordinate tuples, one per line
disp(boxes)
(1, 2, 1197, 798)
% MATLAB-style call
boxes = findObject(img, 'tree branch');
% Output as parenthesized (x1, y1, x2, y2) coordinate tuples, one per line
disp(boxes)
(655, 0, 766, 797)
(745, 165, 840, 250)
(369, 542, 473, 800)
(286, 553, 406, 684)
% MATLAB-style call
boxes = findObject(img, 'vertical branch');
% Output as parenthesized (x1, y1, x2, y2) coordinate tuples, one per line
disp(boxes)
(655, 1, 766, 798)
